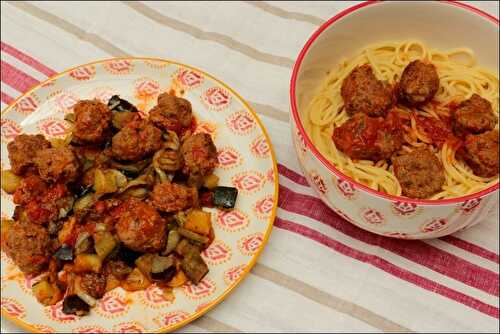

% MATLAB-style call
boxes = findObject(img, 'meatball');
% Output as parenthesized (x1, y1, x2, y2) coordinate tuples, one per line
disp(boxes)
(149, 93, 193, 133)
(461, 130, 499, 177)
(393, 148, 445, 199)
(151, 181, 198, 212)
(3, 221, 51, 274)
(341, 64, 394, 117)
(13, 175, 48, 205)
(398, 60, 439, 106)
(73, 100, 113, 144)
(333, 111, 404, 161)
(80, 273, 106, 299)
(7, 134, 51, 175)
(35, 147, 81, 183)
(180, 133, 218, 186)
(452, 94, 496, 135)
(115, 198, 167, 253)
(111, 120, 162, 161)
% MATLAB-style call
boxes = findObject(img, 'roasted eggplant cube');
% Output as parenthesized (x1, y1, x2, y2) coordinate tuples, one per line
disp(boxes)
(107, 95, 139, 113)
(62, 295, 90, 316)
(151, 255, 176, 281)
(117, 245, 142, 266)
(181, 251, 209, 284)
(54, 244, 74, 261)
(213, 187, 238, 209)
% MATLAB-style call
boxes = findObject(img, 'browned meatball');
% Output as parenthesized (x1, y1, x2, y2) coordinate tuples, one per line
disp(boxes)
(462, 130, 499, 177)
(3, 221, 51, 274)
(7, 134, 51, 175)
(80, 273, 106, 299)
(341, 64, 394, 117)
(393, 148, 445, 199)
(452, 94, 496, 135)
(73, 100, 112, 144)
(115, 198, 167, 253)
(111, 120, 162, 161)
(398, 60, 439, 107)
(149, 93, 193, 133)
(333, 110, 404, 161)
(151, 181, 198, 212)
(35, 147, 81, 183)
(181, 133, 218, 186)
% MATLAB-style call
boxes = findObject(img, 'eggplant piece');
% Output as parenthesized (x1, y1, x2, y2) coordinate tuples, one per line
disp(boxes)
(62, 295, 90, 316)
(175, 239, 201, 257)
(47, 220, 64, 236)
(178, 228, 209, 244)
(181, 250, 209, 284)
(75, 185, 94, 198)
(162, 230, 181, 256)
(213, 187, 238, 209)
(117, 246, 142, 267)
(150, 255, 176, 281)
(107, 95, 139, 113)
(54, 244, 74, 261)
(106, 260, 133, 280)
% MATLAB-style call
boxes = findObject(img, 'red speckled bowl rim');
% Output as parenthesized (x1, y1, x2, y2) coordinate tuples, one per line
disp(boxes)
(290, 0, 499, 205)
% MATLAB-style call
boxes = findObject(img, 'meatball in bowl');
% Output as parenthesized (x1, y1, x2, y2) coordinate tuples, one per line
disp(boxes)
(290, 1, 499, 239)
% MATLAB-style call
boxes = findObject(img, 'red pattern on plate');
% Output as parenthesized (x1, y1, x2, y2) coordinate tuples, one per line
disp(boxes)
(96, 292, 129, 318)
(72, 326, 106, 333)
(37, 118, 70, 138)
(45, 301, 77, 323)
(216, 209, 249, 232)
(226, 111, 256, 135)
(310, 172, 327, 194)
(91, 87, 119, 104)
(154, 311, 189, 327)
(182, 277, 217, 300)
(384, 232, 411, 239)
(267, 168, 275, 183)
(421, 218, 449, 233)
(253, 195, 274, 219)
(194, 121, 217, 137)
(223, 265, 246, 286)
(139, 284, 174, 308)
(1, 119, 21, 142)
(202, 240, 232, 265)
(237, 233, 264, 256)
(460, 198, 482, 214)
(1, 298, 26, 318)
(134, 77, 160, 97)
(52, 91, 79, 113)
(14, 94, 39, 114)
(104, 59, 134, 74)
(392, 201, 419, 216)
(176, 68, 204, 89)
(336, 178, 356, 199)
(217, 147, 243, 169)
(231, 171, 265, 194)
(202, 87, 231, 111)
(360, 208, 385, 225)
(250, 136, 270, 158)
(295, 128, 307, 154)
(112, 322, 145, 333)
(69, 65, 96, 81)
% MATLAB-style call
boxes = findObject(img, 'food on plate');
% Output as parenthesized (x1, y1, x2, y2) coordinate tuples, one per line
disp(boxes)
(304, 40, 499, 199)
(1, 94, 239, 316)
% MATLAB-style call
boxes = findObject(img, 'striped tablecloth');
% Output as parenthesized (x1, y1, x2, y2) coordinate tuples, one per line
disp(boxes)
(1, 1, 499, 332)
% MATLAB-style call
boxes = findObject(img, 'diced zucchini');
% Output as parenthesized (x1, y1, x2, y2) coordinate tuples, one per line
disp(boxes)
(135, 254, 155, 279)
(105, 274, 121, 292)
(162, 230, 181, 256)
(1, 170, 22, 194)
(184, 210, 212, 236)
(121, 268, 151, 291)
(181, 251, 209, 285)
(213, 186, 238, 209)
(32, 280, 63, 306)
(107, 95, 139, 113)
(73, 254, 102, 273)
(167, 269, 187, 288)
(175, 239, 200, 257)
(150, 255, 176, 281)
(54, 244, 74, 261)
(62, 295, 89, 316)
(178, 228, 209, 244)
(93, 231, 118, 259)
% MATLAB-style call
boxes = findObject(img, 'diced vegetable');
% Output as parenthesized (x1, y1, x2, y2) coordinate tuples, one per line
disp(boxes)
(174, 211, 188, 227)
(54, 244, 74, 261)
(167, 269, 188, 287)
(62, 295, 90, 316)
(74, 232, 93, 255)
(184, 210, 212, 236)
(178, 227, 209, 244)
(107, 95, 139, 113)
(73, 192, 96, 212)
(105, 274, 121, 292)
(120, 187, 149, 199)
(135, 254, 155, 279)
(58, 218, 77, 245)
(162, 230, 181, 256)
(110, 158, 151, 176)
(106, 260, 132, 280)
(32, 280, 63, 306)
(117, 246, 142, 267)
(73, 254, 102, 273)
(112, 111, 134, 129)
(1, 170, 22, 194)
(203, 174, 219, 189)
(75, 185, 94, 198)
(181, 251, 209, 284)
(58, 196, 74, 219)
(151, 255, 176, 281)
(93, 231, 118, 259)
(1, 219, 14, 246)
(121, 268, 151, 291)
(175, 239, 200, 257)
(74, 276, 97, 307)
(93, 169, 116, 194)
(213, 186, 238, 209)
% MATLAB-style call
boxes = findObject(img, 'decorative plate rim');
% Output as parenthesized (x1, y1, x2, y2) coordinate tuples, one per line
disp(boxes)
(0, 56, 279, 333)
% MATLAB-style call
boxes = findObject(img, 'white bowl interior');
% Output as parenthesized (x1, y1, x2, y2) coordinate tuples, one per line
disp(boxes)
(295, 1, 499, 114)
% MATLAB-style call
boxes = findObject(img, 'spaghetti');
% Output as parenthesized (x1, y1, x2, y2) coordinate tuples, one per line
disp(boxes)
(304, 40, 499, 199)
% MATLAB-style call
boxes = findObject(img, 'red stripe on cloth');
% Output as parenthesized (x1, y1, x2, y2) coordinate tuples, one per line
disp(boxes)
(441, 235, 500, 264)
(1, 91, 14, 104)
(1, 41, 57, 77)
(278, 163, 309, 186)
(1, 60, 40, 93)
(274, 217, 499, 319)
(278, 185, 500, 297)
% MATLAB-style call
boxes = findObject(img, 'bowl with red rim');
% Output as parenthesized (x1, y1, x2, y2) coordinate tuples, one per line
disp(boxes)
(289, 1, 499, 239)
